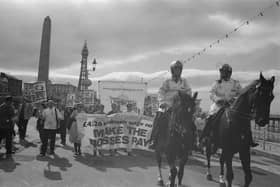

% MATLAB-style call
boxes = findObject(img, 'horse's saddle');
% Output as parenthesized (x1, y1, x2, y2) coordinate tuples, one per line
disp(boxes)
(210, 107, 226, 128)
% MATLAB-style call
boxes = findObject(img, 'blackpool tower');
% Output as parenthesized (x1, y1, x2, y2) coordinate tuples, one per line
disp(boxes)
(77, 41, 92, 92)
(37, 16, 51, 82)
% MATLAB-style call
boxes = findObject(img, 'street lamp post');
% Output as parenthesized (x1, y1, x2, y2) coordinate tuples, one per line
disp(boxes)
(86, 58, 97, 105)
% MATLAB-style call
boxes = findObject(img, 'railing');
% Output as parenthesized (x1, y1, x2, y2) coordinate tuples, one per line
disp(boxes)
(252, 114, 280, 153)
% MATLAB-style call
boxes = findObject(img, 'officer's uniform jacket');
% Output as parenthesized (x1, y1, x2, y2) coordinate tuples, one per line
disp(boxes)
(209, 78, 241, 115)
(158, 77, 192, 111)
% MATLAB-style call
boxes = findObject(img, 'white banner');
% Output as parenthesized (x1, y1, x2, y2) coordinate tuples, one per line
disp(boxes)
(98, 81, 147, 114)
(84, 113, 153, 151)
(23, 81, 47, 103)
(23, 82, 35, 102)
(66, 93, 76, 107)
(33, 82, 47, 103)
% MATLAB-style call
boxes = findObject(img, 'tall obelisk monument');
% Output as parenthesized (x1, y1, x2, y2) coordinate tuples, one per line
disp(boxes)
(37, 16, 51, 82)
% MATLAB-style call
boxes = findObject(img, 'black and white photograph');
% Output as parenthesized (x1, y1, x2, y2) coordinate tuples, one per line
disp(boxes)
(0, 0, 279, 187)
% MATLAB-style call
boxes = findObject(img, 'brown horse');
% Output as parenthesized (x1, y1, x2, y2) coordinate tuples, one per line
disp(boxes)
(203, 73, 275, 187)
(155, 91, 198, 187)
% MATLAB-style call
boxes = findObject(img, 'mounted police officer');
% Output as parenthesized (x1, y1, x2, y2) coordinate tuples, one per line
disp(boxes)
(200, 63, 258, 147)
(149, 60, 192, 149)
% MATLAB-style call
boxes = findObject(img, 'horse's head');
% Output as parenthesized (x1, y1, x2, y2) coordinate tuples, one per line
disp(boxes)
(173, 91, 198, 118)
(252, 73, 275, 127)
(170, 91, 198, 136)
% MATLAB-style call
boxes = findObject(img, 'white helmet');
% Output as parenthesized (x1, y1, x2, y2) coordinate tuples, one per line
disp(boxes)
(170, 60, 183, 71)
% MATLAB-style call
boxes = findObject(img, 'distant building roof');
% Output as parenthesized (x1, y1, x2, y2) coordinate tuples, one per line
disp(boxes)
(0, 72, 21, 80)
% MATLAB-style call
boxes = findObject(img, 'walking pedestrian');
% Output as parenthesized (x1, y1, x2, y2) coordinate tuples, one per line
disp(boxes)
(39, 100, 63, 156)
(69, 103, 86, 156)
(18, 99, 33, 144)
(0, 96, 16, 158)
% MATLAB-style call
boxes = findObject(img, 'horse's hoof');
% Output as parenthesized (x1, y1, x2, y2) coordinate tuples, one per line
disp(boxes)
(206, 173, 212, 181)
(157, 179, 164, 186)
(165, 182, 176, 187)
(219, 182, 226, 187)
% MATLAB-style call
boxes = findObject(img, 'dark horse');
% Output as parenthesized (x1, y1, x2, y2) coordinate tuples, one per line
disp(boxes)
(155, 91, 198, 187)
(203, 73, 275, 187)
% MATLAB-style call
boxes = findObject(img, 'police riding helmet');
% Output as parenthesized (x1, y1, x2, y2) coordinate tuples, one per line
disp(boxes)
(219, 64, 232, 73)
(170, 60, 183, 72)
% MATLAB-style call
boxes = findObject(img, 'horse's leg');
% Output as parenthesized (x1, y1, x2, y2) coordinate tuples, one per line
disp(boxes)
(219, 150, 226, 185)
(167, 153, 177, 187)
(225, 155, 234, 187)
(156, 149, 164, 186)
(168, 165, 177, 187)
(239, 148, 252, 187)
(205, 138, 213, 180)
(177, 151, 188, 186)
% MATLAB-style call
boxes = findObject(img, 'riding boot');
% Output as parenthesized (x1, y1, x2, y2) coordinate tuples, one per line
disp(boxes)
(199, 116, 213, 143)
(248, 128, 258, 147)
(77, 144, 81, 155)
(148, 111, 163, 149)
(74, 143, 78, 155)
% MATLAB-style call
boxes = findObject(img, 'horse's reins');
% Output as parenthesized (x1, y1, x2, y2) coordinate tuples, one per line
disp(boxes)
(228, 108, 254, 120)
(227, 85, 258, 120)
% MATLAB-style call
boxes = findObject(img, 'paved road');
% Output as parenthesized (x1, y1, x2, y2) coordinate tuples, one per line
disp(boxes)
(0, 128, 280, 187)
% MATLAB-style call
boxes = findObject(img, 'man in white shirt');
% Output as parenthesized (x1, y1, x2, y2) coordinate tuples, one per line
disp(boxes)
(40, 100, 63, 156)
(149, 60, 192, 149)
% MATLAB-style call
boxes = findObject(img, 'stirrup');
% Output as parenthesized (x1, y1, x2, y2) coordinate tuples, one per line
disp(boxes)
(148, 141, 156, 149)
(251, 142, 259, 148)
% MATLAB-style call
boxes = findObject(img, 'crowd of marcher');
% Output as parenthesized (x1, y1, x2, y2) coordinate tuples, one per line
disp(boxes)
(0, 96, 138, 159)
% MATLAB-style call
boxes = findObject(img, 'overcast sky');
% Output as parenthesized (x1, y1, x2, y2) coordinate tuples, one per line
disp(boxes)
(0, 0, 279, 112)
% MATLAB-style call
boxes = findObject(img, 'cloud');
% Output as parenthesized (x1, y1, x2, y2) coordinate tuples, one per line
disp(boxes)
(0, 0, 279, 74)
(0, 0, 279, 114)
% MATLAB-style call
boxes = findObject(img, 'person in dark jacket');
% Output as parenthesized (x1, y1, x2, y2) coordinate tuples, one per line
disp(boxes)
(0, 96, 16, 157)
(18, 99, 33, 144)
(36, 103, 47, 143)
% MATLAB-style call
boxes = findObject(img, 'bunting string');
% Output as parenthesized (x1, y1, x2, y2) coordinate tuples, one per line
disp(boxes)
(146, 0, 279, 83)
(183, 0, 280, 63)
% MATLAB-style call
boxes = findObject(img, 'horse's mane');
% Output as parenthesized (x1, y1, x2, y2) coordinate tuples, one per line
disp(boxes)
(239, 80, 259, 96)
(231, 80, 259, 108)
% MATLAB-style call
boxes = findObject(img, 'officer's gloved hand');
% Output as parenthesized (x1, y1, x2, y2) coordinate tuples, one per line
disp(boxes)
(159, 103, 168, 112)
(216, 99, 226, 106)
(217, 99, 230, 107)
(228, 98, 236, 105)
(160, 103, 168, 109)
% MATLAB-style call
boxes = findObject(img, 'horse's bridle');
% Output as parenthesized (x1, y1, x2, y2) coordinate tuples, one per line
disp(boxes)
(170, 106, 194, 137)
(228, 85, 259, 120)
(229, 108, 254, 120)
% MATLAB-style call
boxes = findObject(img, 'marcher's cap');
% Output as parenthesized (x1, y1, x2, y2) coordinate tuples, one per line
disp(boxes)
(47, 99, 56, 104)
(170, 60, 183, 70)
(23, 97, 31, 102)
(74, 103, 83, 107)
(219, 64, 232, 72)
(5, 95, 12, 102)
(127, 103, 133, 108)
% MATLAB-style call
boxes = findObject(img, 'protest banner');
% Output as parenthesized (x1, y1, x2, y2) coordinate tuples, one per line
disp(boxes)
(84, 113, 153, 151)
(23, 82, 35, 102)
(66, 93, 76, 107)
(33, 81, 47, 103)
(23, 82, 47, 103)
(98, 81, 147, 114)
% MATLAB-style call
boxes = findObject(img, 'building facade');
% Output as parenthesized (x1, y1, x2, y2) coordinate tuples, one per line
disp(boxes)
(0, 72, 22, 97)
